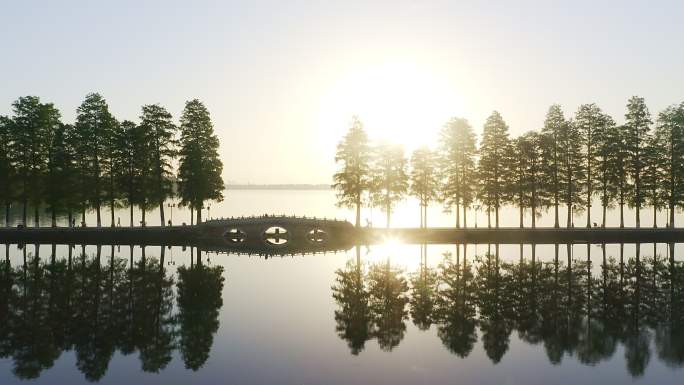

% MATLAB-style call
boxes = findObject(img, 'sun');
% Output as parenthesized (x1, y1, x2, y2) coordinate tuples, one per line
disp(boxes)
(317, 58, 467, 153)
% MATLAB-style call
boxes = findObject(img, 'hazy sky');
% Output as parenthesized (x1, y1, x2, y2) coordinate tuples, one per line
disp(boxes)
(2, 0, 683, 184)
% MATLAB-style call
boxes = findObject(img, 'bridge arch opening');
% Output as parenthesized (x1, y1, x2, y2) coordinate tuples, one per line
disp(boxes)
(306, 228, 328, 244)
(263, 226, 289, 246)
(224, 228, 247, 243)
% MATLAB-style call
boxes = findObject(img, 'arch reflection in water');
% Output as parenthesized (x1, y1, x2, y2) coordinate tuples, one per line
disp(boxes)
(0, 244, 224, 381)
(331, 243, 684, 378)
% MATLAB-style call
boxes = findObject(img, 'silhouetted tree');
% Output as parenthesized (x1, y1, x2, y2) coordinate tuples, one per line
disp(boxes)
(0, 116, 14, 226)
(478, 111, 511, 228)
(9, 97, 59, 226)
(595, 115, 621, 227)
(624, 96, 653, 228)
(510, 132, 548, 227)
(540, 105, 567, 228)
(74, 93, 117, 227)
(410, 147, 439, 228)
(45, 123, 77, 226)
(559, 120, 586, 227)
(654, 103, 684, 227)
(576, 103, 605, 227)
(438, 117, 477, 227)
(140, 104, 176, 226)
(370, 142, 408, 228)
(177, 100, 224, 225)
(333, 116, 372, 228)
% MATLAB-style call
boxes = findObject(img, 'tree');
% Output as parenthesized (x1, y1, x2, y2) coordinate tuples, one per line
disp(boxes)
(8, 96, 56, 226)
(410, 147, 439, 228)
(115, 121, 146, 227)
(595, 115, 622, 227)
(177, 100, 224, 224)
(0, 116, 14, 226)
(102, 119, 121, 227)
(654, 103, 684, 227)
(74, 93, 117, 227)
(370, 142, 408, 228)
(478, 111, 511, 228)
(624, 96, 653, 228)
(540, 105, 567, 228)
(510, 132, 548, 228)
(333, 116, 372, 228)
(575, 103, 605, 227)
(45, 123, 77, 226)
(139, 104, 176, 226)
(438, 117, 477, 228)
(558, 119, 586, 227)
(643, 134, 666, 227)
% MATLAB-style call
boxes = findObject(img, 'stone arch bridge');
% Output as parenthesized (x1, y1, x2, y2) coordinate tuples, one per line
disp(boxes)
(197, 215, 355, 254)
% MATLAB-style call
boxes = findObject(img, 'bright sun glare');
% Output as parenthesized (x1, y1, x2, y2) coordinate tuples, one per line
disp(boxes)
(318, 59, 466, 152)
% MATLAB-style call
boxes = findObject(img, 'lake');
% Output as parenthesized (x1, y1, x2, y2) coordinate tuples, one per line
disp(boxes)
(1, 189, 684, 384)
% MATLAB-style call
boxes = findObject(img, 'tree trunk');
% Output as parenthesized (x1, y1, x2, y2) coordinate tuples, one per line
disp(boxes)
(495, 204, 499, 228)
(531, 204, 536, 229)
(51, 207, 56, 227)
(487, 207, 491, 229)
(620, 202, 624, 228)
(160, 201, 165, 227)
(463, 205, 467, 228)
(197, 205, 203, 224)
(4, 203, 9, 227)
(554, 198, 559, 228)
(34, 206, 39, 227)
(586, 194, 591, 228)
(96, 204, 101, 227)
(456, 203, 460, 229)
(22, 198, 27, 226)
(670, 201, 675, 228)
(567, 203, 572, 228)
(142, 206, 146, 227)
(654, 206, 657, 228)
(519, 205, 524, 228)
(355, 199, 361, 228)
(82, 207, 86, 227)
(602, 204, 607, 228)
(111, 199, 115, 227)
(130, 204, 134, 227)
(191, 206, 194, 226)
(68, 210, 73, 228)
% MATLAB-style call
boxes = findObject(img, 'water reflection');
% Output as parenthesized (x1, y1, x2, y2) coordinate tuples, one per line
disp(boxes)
(0, 245, 224, 381)
(332, 243, 684, 378)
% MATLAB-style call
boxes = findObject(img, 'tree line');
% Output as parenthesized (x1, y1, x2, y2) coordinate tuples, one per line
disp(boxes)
(0, 245, 223, 381)
(0, 93, 224, 228)
(332, 244, 684, 377)
(333, 97, 684, 228)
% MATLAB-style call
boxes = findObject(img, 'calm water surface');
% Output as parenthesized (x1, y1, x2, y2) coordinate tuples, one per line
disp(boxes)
(2, 190, 684, 384)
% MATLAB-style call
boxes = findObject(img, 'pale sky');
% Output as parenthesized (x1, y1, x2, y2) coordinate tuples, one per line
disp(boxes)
(1, 0, 683, 184)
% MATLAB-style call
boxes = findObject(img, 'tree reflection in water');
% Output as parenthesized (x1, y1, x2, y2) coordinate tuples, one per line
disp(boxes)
(332, 243, 684, 378)
(0, 245, 224, 381)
